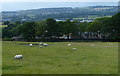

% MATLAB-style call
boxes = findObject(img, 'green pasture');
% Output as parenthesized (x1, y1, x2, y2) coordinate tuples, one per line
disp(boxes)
(2, 41, 118, 74)
(0, 25, 8, 28)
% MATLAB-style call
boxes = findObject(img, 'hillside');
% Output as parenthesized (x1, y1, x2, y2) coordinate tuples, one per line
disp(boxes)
(2, 6, 118, 22)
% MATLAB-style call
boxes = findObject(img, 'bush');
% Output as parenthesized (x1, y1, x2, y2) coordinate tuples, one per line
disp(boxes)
(2, 37, 12, 41)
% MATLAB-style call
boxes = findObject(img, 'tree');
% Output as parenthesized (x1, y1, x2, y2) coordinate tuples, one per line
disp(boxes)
(86, 17, 113, 39)
(2, 27, 12, 38)
(78, 22, 90, 38)
(95, 16, 119, 39)
(87, 21, 101, 32)
(86, 14, 120, 39)
(62, 19, 77, 39)
(46, 18, 59, 38)
(78, 22, 90, 32)
(11, 24, 21, 37)
(20, 22, 37, 41)
(110, 13, 120, 39)
(57, 21, 66, 37)
(35, 20, 47, 41)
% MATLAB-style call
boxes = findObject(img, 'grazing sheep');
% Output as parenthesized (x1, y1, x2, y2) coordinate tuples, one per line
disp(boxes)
(39, 42, 43, 46)
(13, 55, 23, 60)
(72, 48, 77, 50)
(91, 44, 94, 47)
(39, 46, 42, 48)
(43, 43, 48, 46)
(29, 44, 33, 47)
(68, 44, 71, 46)
(111, 44, 113, 46)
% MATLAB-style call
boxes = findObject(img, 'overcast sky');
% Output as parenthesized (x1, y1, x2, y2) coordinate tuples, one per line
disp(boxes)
(0, 0, 120, 2)
(0, 0, 119, 11)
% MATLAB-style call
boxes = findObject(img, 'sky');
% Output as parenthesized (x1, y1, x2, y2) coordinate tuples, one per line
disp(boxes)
(0, 0, 120, 2)
(0, 0, 119, 11)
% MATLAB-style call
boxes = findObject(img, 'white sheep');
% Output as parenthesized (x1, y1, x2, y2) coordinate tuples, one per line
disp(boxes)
(39, 42, 43, 46)
(43, 43, 48, 46)
(72, 48, 77, 50)
(39, 46, 42, 48)
(29, 44, 33, 47)
(68, 44, 71, 46)
(111, 44, 113, 46)
(13, 55, 23, 60)
(91, 44, 94, 47)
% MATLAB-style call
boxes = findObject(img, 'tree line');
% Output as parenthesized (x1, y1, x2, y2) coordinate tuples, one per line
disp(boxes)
(2, 13, 120, 41)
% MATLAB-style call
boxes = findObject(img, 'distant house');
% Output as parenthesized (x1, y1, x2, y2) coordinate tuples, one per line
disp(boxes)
(55, 19, 66, 22)
(55, 19, 75, 22)
(21, 19, 26, 21)
(80, 19, 94, 23)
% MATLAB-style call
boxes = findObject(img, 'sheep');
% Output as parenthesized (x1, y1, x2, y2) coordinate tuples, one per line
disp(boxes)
(72, 48, 77, 50)
(39, 46, 42, 48)
(13, 55, 23, 60)
(43, 43, 48, 46)
(111, 44, 113, 46)
(68, 44, 71, 46)
(39, 42, 43, 46)
(91, 44, 94, 47)
(29, 44, 33, 47)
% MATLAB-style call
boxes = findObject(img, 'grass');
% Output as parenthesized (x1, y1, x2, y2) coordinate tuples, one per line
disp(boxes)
(0, 41, 2, 75)
(2, 41, 118, 74)
(0, 25, 8, 28)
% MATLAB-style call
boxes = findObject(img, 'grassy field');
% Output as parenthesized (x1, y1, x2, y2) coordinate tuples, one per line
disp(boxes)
(0, 41, 2, 75)
(0, 25, 8, 28)
(2, 41, 118, 74)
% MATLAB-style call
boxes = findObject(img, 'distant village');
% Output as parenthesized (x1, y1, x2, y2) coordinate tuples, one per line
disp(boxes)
(55, 18, 94, 23)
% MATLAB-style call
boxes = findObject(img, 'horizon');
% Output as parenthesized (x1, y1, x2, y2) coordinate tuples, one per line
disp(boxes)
(1, 2, 118, 12)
